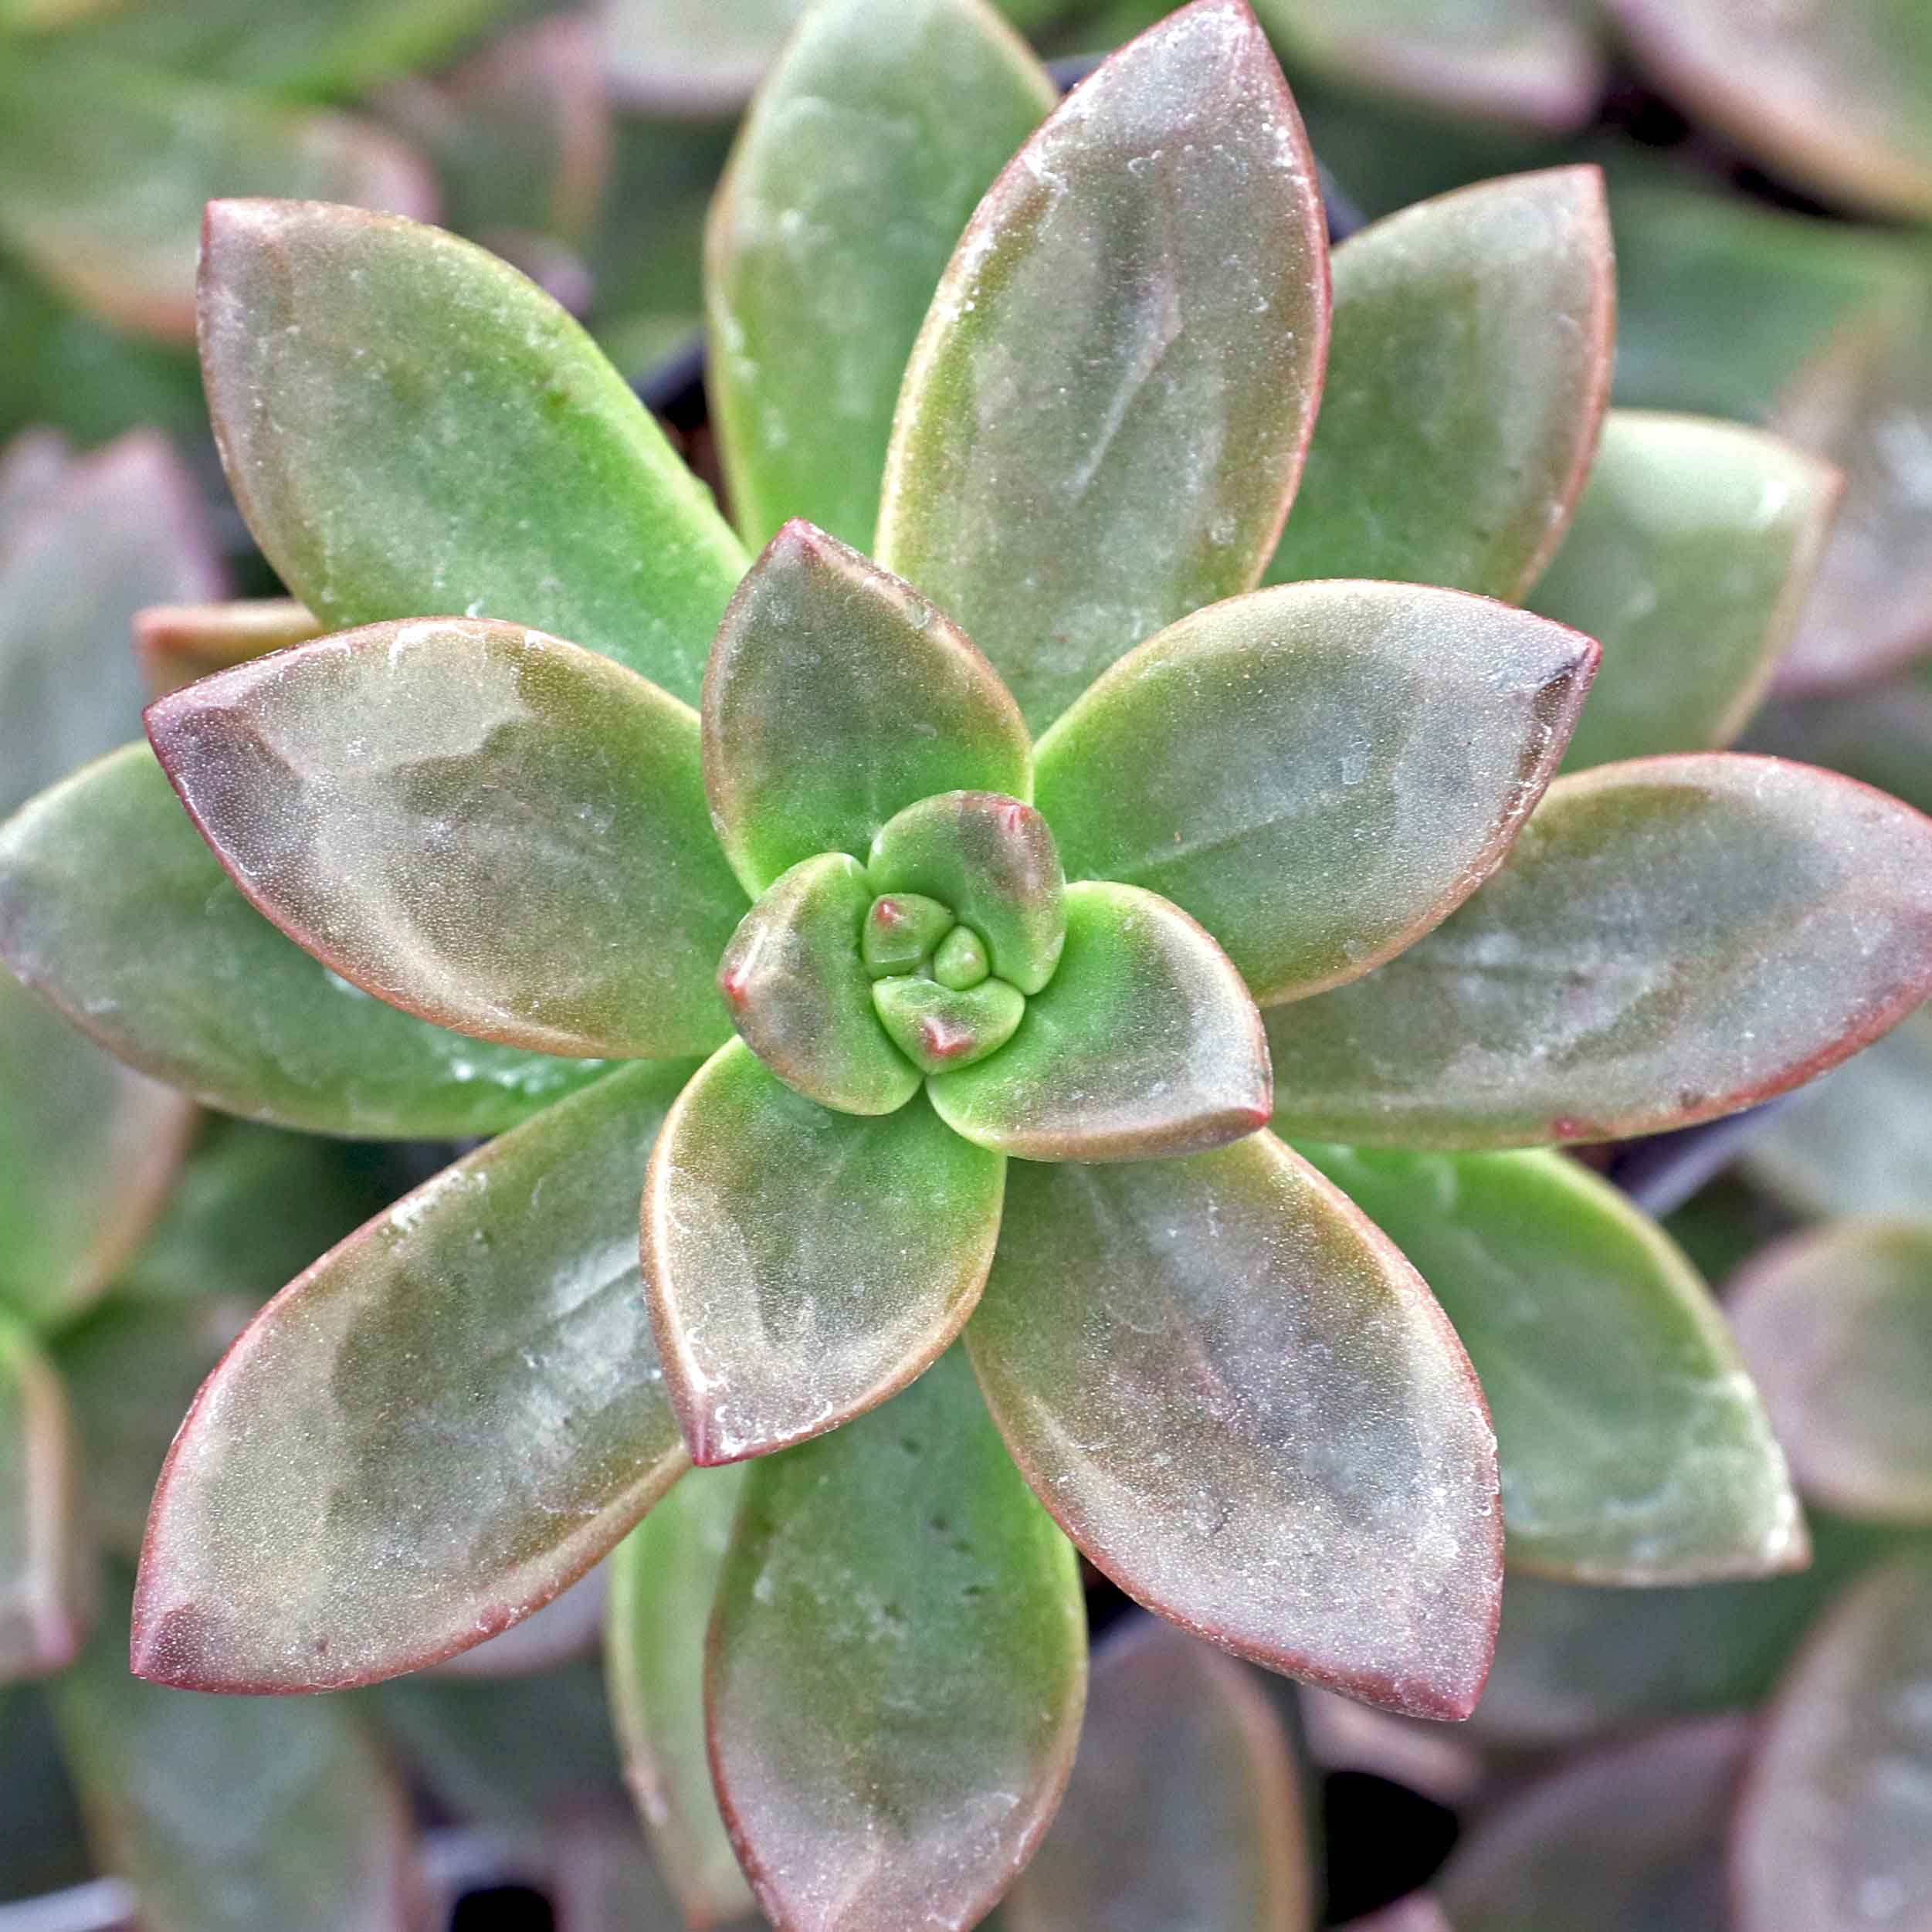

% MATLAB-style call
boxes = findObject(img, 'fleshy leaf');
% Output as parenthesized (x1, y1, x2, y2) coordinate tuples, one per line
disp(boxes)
(1266, 755, 1932, 1148)
(703, 521, 1032, 895)
(1252, 0, 1605, 130)
(1742, 1007, 1932, 1220)
(1297, 1142, 1803, 1582)
(1266, 167, 1613, 602)
(1609, 0, 1932, 222)
(1440, 1717, 1750, 1932)
(0, 1311, 86, 1680)
(137, 598, 325, 697)
(929, 882, 1269, 1161)
(707, 1348, 1086, 1932)
(873, 973, 1025, 1075)
(131, 1063, 694, 1692)
(0, 50, 435, 343)
(54, 1580, 422, 1932)
(868, 791, 1065, 995)
(430, 1568, 607, 1680)
(1536, 412, 1841, 769)
(1034, 581, 1597, 1005)
(861, 892, 955, 978)
(1729, 1222, 1932, 1524)
(1734, 1550, 1932, 1932)
(719, 853, 920, 1114)
(198, 197, 747, 702)
(606, 1467, 758, 1929)
(147, 619, 745, 1061)
(0, 963, 195, 1328)
(967, 1135, 1503, 1718)
(1, 429, 225, 822)
(0, 745, 613, 1138)
(1003, 1618, 1316, 1932)
(643, 1040, 1004, 1463)
(707, 0, 1054, 549)
(876, 0, 1331, 730)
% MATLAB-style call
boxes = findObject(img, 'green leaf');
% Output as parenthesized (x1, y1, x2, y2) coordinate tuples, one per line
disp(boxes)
(0, 51, 435, 343)
(1034, 581, 1597, 1005)
(1440, 1717, 1749, 1932)
(606, 1466, 758, 1930)
(1, 429, 225, 822)
(147, 619, 745, 1062)
(1266, 755, 1932, 1148)
(1003, 1619, 1316, 1932)
(929, 882, 1269, 1161)
(876, 0, 1331, 730)
(130, 1062, 693, 1691)
(53, 1579, 422, 1932)
(873, 972, 1026, 1075)
(1296, 1142, 1802, 1583)
(1252, 0, 1605, 130)
(1609, 0, 1932, 222)
(1747, 656, 1932, 823)
(868, 791, 1065, 996)
(1768, 283, 1932, 694)
(707, 1347, 1086, 1932)
(1536, 412, 1842, 770)
(0, 964, 195, 1330)
(707, 0, 1054, 550)
(644, 1040, 1004, 1463)
(1730, 1222, 1932, 1524)
(1742, 1007, 1932, 1220)
(968, 1135, 1502, 1719)
(1734, 1549, 1932, 1932)
(719, 853, 921, 1114)
(197, 197, 747, 702)
(137, 598, 325, 697)
(0, 1310, 86, 1680)
(0, 745, 611, 1138)
(1266, 167, 1612, 602)
(703, 521, 1032, 895)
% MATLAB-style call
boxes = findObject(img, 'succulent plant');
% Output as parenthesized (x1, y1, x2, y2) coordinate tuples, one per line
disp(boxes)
(7, 0, 1932, 1925)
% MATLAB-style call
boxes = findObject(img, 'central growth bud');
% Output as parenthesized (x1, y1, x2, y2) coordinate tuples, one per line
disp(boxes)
(717, 790, 1068, 1116)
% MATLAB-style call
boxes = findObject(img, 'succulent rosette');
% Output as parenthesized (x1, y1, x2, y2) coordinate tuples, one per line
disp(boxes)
(5, 2, 1932, 1926)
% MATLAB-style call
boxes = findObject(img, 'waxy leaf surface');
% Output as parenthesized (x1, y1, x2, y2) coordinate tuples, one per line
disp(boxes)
(54, 1582, 421, 1932)
(1266, 168, 1612, 602)
(1734, 1550, 1932, 1932)
(0, 747, 606, 1137)
(868, 791, 1063, 995)
(1004, 1619, 1315, 1932)
(606, 1467, 757, 1929)
(1035, 581, 1596, 1004)
(1441, 1717, 1748, 1932)
(708, 1348, 1086, 1932)
(1538, 412, 1839, 769)
(147, 619, 744, 1061)
(645, 1041, 1004, 1463)
(1730, 1222, 1932, 1524)
(1253, 0, 1604, 130)
(708, 0, 1054, 550)
(876, 0, 1330, 729)
(704, 522, 1031, 895)
(0, 1312, 85, 1680)
(968, 1135, 1503, 1718)
(1298, 1143, 1801, 1583)
(873, 972, 1025, 1076)
(0, 51, 434, 342)
(717, 854, 920, 1114)
(930, 882, 1269, 1161)
(1610, 0, 1932, 221)
(133, 1063, 694, 1691)
(0, 963, 195, 1329)
(1742, 1007, 1932, 1220)
(198, 198, 746, 703)
(0, 429, 225, 822)
(137, 598, 325, 697)
(1266, 756, 1932, 1147)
